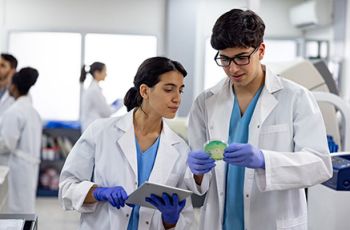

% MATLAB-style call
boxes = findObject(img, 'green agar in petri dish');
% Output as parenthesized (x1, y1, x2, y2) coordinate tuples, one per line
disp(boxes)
(204, 140, 227, 160)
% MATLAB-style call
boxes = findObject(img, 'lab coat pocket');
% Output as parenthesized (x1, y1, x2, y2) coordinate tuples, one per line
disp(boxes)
(259, 124, 292, 151)
(260, 124, 289, 134)
(276, 214, 307, 230)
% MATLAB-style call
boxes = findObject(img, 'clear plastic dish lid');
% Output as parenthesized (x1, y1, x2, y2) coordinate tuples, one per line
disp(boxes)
(204, 140, 228, 160)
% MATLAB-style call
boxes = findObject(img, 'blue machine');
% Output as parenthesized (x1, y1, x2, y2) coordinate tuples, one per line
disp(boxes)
(323, 156, 350, 191)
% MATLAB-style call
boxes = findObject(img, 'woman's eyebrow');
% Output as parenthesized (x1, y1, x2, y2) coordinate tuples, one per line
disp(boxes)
(163, 83, 185, 88)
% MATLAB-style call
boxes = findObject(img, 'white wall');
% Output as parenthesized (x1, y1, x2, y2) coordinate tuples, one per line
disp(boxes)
(0, 0, 166, 54)
(261, 0, 303, 38)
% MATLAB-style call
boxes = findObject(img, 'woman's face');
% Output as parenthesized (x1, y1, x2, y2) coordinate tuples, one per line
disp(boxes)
(142, 70, 185, 119)
(94, 66, 107, 81)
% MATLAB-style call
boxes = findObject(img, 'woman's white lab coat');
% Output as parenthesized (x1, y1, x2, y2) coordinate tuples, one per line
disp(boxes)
(0, 96, 42, 213)
(0, 90, 14, 118)
(185, 67, 332, 230)
(59, 111, 194, 230)
(80, 80, 116, 132)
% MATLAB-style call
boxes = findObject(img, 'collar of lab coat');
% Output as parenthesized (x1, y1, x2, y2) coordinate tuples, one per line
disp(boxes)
(206, 65, 284, 140)
(114, 109, 183, 184)
(89, 79, 101, 90)
(16, 95, 32, 104)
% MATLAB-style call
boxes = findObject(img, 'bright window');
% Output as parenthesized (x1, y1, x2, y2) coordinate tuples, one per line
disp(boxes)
(8, 32, 157, 120)
(8, 32, 82, 120)
(263, 39, 298, 63)
(204, 37, 226, 90)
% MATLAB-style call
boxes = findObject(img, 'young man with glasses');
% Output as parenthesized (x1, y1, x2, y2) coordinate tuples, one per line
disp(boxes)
(185, 9, 332, 230)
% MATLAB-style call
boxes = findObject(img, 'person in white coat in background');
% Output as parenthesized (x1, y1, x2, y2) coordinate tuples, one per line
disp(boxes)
(0, 53, 17, 118)
(0, 67, 42, 213)
(59, 57, 194, 230)
(79, 62, 122, 132)
(185, 9, 332, 230)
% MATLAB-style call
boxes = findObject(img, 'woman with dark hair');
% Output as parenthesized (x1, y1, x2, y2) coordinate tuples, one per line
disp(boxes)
(0, 67, 42, 213)
(80, 62, 122, 131)
(59, 57, 193, 229)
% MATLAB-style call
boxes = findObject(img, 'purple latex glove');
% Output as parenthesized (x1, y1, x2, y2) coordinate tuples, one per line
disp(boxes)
(223, 143, 265, 169)
(187, 150, 216, 175)
(111, 98, 123, 110)
(145, 193, 186, 225)
(93, 186, 129, 209)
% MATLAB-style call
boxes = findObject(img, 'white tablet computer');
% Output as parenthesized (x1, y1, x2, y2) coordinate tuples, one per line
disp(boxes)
(126, 181, 193, 209)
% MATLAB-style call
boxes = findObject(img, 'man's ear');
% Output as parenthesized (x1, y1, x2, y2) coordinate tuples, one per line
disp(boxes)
(258, 43, 265, 60)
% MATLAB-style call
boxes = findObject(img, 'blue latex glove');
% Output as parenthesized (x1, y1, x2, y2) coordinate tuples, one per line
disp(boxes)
(145, 193, 186, 225)
(187, 150, 216, 175)
(111, 98, 123, 110)
(327, 135, 339, 153)
(93, 186, 129, 209)
(223, 143, 265, 169)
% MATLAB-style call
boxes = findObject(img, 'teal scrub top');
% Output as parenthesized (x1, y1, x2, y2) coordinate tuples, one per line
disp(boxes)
(127, 136, 160, 230)
(223, 86, 263, 230)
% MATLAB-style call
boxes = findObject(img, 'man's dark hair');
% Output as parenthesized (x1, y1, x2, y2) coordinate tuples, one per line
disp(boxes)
(211, 9, 265, 50)
(0, 53, 18, 69)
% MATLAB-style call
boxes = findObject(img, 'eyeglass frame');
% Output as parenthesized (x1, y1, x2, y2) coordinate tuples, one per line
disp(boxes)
(214, 46, 259, 67)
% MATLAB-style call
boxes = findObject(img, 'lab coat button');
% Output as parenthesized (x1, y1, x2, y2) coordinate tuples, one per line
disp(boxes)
(257, 125, 260, 128)
(245, 194, 249, 198)
(134, 182, 137, 185)
(126, 214, 129, 217)
(145, 221, 149, 225)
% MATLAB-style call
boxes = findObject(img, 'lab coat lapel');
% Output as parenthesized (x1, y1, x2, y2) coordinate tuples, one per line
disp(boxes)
(115, 111, 138, 178)
(245, 68, 284, 215)
(249, 68, 283, 146)
(206, 78, 233, 143)
(207, 78, 234, 218)
(148, 122, 180, 185)
(258, 68, 283, 127)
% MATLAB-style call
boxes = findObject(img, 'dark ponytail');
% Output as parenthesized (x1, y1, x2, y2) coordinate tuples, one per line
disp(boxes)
(79, 62, 105, 83)
(80, 65, 88, 83)
(124, 87, 143, 112)
(124, 56, 187, 112)
(12, 67, 39, 95)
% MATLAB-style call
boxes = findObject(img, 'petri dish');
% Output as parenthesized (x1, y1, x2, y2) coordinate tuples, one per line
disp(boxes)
(204, 140, 227, 160)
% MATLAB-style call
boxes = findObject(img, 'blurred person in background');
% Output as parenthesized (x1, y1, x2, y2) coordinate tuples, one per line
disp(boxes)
(80, 62, 123, 132)
(0, 53, 17, 118)
(0, 67, 42, 213)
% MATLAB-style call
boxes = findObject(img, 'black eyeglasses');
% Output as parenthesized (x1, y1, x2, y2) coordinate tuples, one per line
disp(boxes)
(214, 47, 259, 67)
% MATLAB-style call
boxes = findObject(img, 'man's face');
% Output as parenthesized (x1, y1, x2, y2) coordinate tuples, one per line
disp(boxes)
(0, 58, 15, 89)
(217, 43, 265, 89)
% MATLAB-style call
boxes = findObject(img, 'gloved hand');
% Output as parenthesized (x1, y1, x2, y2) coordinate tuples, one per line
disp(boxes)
(145, 193, 186, 225)
(111, 98, 123, 110)
(223, 143, 265, 169)
(187, 150, 215, 175)
(327, 135, 339, 153)
(93, 186, 129, 209)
